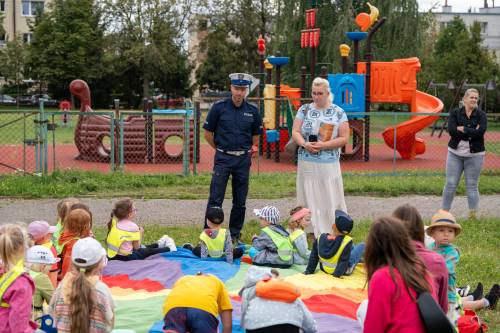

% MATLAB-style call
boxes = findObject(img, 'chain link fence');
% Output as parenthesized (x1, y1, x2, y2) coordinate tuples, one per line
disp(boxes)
(1, 101, 499, 176)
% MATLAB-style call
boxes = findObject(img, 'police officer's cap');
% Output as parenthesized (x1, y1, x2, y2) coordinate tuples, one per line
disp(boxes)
(229, 73, 253, 86)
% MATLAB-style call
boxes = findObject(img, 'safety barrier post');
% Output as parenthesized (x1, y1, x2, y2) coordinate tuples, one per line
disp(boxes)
(183, 110, 190, 176)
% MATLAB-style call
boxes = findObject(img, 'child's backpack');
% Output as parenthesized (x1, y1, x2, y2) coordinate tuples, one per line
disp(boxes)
(458, 310, 488, 333)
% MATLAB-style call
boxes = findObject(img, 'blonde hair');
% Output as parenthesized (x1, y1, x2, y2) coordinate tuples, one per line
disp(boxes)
(58, 198, 80, 221)
(312, 77, 333, 104)
(464, 88, 479, 99)
(0, 224, 29, 271)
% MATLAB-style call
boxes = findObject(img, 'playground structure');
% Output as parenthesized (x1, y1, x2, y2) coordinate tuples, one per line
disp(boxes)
(260, 2, 444, 161)
(71, 80, 196, 164)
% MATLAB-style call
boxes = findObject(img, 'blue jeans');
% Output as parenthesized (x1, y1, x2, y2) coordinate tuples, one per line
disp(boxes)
(442, 151, 484, 211)
(349, 243, 365, 268)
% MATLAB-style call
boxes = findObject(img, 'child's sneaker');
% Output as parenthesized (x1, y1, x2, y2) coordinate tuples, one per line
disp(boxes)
(182, 243, 194, 251)
(163, 235, 177, 252)
(457, 285, 471, 297)
(485, 284, 500, 310)
(470, 282, 484, 300)
(345, 265, 356, 276)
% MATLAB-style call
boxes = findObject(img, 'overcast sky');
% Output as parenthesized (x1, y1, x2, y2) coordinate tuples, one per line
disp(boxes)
(418, 0, 493, 12)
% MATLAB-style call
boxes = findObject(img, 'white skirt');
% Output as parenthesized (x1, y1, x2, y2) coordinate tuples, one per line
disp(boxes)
(296, 160, 348, 237)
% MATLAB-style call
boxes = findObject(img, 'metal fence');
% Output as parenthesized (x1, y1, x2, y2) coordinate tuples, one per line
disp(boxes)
(1, 101, 499, 176)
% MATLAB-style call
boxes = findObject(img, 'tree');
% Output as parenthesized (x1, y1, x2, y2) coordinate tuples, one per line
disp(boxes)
(102, 0, 193, 100)
(430, 16, 499, 84)
(28, 0, 106, 99)
(0, 38, 29, 98)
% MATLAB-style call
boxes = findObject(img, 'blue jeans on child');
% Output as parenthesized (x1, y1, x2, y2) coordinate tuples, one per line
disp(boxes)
(163, 307, 219, 333)
(349, 243, 365, 269)
(442, 151, 484, 211)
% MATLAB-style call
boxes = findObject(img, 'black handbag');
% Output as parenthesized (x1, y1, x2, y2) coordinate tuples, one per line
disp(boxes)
(417, 291, 457, 333)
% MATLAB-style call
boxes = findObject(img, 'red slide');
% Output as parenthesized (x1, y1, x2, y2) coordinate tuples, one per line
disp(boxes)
(382, 91, 443, 160)
(357, 58, 444, 160)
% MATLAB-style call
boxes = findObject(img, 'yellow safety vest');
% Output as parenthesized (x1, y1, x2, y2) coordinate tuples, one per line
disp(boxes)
(262, 227, 293, 262)
(0, 260, 26, 308)
(289, 229, 305, 253)
(318, 235, 352, 274)
(199, 229, 227, 258)
(106, 217, 141, 258)
(53, 218, 64, 254)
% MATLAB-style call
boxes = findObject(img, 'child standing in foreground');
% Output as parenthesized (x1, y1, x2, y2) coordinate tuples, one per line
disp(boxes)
(0, 224, 37, 333)
(50, 237, 115, 333)
(28, 221, 59, 287)
(287, 206, 312, 265)
(163, 273, 232, 333)
(304, 210, 364, 277)
(106, 198, 175, 261)
(25, 245, 59, 321)
(251, 206, 294, 268)
(188, 206, 243, 264)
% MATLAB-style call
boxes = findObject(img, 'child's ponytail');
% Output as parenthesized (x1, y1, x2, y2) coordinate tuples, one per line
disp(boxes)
(0, 224, 28, 271)
(70, 267, 96, 333)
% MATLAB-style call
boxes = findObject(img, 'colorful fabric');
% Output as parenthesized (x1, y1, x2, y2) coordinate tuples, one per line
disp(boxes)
(102, 248, 367, 333)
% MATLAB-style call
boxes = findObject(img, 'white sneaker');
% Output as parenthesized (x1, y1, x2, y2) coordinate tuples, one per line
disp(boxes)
(162, 235, 177, 252)
(157, 235, 167, 248)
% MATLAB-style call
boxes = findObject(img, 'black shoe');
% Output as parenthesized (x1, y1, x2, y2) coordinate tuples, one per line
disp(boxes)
(471, 282, 484, 301)
(485, 284, 500, 310)
(232, 236, 244, 247)
(457, 285, 470, 297)
(182, 243, 194, 251)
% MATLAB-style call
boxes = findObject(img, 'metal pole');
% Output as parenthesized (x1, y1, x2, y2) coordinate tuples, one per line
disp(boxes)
(120, 113, 124, 173)
(300, 66, 307, 99)
(110, 113, 115, 172)
(275, 65, 282, 162)
(310, 47, 317, 79)
(146, 100, 153, 163)
(183, 111, 190, 176)
(193, 101, 200, 176)
(353, 40, 360, 73)
(364, 18, 386, 162)
(41, 101, 48, 174)
(258, 53, 265, 156)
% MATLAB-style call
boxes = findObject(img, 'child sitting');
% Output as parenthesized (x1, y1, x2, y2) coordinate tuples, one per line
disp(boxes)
(106, 198, 175, 261)
(163, 273, 232, 333)
(187, 206, 243, 264)
(49, 237, 115, 333)
(250, 206, 294, 268)
(304, 210, 364, 277)
(58, 208, 93, 281)
(28, 220, 59, 287)
(0, 224, 37, 332)
(288, 206, 312, 265)
(25, 245, 59, 321)
(239, 266, 317, 333)
(53, 198, 79, 254)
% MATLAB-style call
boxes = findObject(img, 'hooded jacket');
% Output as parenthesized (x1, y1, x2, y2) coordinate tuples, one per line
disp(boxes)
(304, 233, 352, 277)
(252, 224, 293, 267)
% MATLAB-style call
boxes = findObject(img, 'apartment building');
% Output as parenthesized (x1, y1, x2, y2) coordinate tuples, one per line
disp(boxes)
(1, 0, 51, 46)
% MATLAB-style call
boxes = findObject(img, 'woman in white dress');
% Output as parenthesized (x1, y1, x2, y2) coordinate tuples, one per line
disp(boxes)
(291, 77, 349, 236)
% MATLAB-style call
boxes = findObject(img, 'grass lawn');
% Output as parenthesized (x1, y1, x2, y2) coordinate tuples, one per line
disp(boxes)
(1, 170, 500, 199)
(92, 217, 500, 330)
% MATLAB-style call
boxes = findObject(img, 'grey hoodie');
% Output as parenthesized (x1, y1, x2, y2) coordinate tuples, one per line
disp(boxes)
(252, 224, 294, 267)
(239, 266, 317, 332)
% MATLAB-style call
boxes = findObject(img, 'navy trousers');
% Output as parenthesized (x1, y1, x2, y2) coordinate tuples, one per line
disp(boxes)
(206, 151, 251, 239)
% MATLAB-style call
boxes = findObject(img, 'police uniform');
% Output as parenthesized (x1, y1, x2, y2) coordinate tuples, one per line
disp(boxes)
(203, 73, 262, 241)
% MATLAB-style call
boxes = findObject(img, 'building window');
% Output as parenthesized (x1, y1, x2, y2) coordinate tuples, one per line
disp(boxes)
(480, 22, 488, 34)
(1, 1, 5, 12)
(23, 33, 33, 44)
(22, 1, 44, 16)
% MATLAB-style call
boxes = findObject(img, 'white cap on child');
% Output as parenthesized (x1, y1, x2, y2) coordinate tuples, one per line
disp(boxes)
(71, 237, 106, 267)
(26, 245, 60, 265)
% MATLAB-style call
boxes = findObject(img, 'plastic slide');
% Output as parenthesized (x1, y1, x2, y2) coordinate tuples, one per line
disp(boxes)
(382, 91, 443, 160)
(357, 57, 444, 160)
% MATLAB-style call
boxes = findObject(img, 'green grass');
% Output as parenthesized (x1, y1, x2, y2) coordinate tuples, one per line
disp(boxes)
(92, 217, 500, 330)
(1, 170, 500, 198)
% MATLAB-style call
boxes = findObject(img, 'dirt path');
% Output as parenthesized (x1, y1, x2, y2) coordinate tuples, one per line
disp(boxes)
(0, 195, 499, 226)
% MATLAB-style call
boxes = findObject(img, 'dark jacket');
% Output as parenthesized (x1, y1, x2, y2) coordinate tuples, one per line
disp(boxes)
(448, 107, 487, 153)
(304, 233, 352, 277)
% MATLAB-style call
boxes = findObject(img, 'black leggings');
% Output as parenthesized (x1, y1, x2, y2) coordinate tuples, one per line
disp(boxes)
(246, 324, 300, 333)
(192, 245, 244, 259)
(110, 243, 170, 261)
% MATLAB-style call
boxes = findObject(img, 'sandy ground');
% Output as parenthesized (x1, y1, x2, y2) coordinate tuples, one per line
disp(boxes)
(0, 195, 498, 226)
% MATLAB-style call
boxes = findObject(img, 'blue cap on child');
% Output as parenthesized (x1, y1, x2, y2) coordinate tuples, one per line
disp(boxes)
(335, 210, 353, 234)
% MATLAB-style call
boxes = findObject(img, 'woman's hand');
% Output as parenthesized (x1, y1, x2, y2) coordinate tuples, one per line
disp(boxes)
(457, 126, 464, 132)
(310, 141, 325, 150)
(303, 142, 320, 153)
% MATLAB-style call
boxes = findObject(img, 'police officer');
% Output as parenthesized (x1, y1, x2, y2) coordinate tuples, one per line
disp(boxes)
(203, 73, 263, 244)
